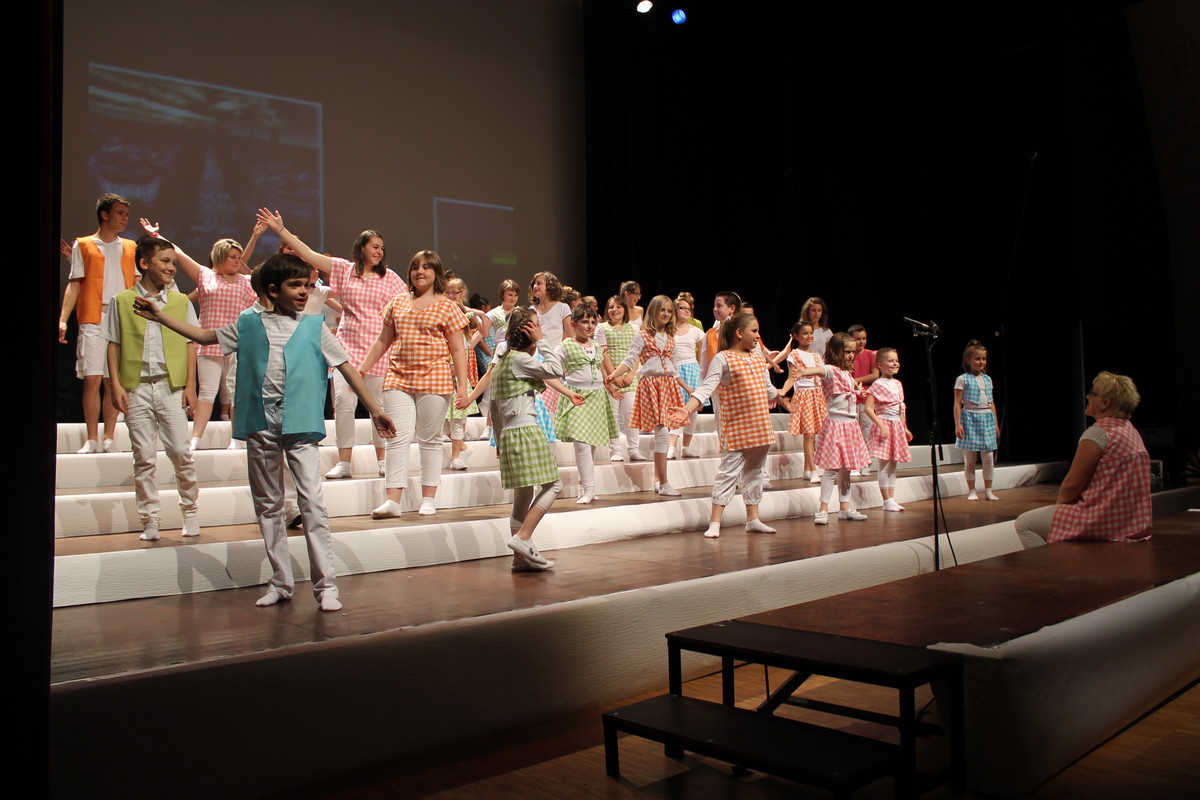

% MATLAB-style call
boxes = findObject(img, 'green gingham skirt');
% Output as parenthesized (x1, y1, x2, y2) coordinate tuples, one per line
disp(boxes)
(499, 425, 561, 489)
(554, 387, 620, 447)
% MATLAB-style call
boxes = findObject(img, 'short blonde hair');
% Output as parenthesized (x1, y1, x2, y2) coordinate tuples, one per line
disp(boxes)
(210, 238, 243, 269)
(1092, 371, 1140, 419)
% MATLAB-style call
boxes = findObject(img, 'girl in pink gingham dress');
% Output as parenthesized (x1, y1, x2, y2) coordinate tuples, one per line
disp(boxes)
(259, 210, 407, 479)
(864, 348, 913, 512)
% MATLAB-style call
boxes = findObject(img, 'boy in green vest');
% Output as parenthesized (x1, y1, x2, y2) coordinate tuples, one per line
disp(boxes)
(133, 254, 396, 612)
(103, 235, 200, 541)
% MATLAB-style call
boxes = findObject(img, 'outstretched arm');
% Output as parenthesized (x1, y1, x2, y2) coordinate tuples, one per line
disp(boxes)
(239, 218, 268, 272)
(256, 208, 335, 277)
(140, 218, 205, 284)
(132, 295, 219, 345)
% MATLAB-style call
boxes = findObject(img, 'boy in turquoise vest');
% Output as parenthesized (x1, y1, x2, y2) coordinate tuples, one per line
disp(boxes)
(134, 254, 396, 612)
(103, 235, 200, 541)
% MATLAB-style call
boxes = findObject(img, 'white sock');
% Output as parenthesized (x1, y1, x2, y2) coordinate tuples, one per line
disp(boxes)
(745, 518, 776, 534)
(704, 522, 721, 538)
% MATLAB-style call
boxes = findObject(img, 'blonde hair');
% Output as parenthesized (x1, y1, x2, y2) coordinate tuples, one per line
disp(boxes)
(825, 332, 854, 371)
(642, 295, 677, 336)
(210, 238, 243, 270)
(445, 277, 476, 330)
(718, 312, 756, 352)
(1092, 371, 1140, 419)
(875, 347, 898, 366)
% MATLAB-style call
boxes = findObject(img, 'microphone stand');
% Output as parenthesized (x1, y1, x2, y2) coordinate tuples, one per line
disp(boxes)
(904, 318, 956, 570)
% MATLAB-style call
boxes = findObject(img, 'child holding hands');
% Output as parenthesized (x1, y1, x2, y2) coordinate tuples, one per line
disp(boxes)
(134, 253, 396, 612)
(864, 348, 913, 511)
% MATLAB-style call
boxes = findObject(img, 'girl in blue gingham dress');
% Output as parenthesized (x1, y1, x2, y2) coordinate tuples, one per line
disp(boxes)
(953, 339, 1000, 501)
(466, 307, 563, 571)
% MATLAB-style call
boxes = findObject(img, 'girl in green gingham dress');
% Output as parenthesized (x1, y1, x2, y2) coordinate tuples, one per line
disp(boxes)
(552, 304, 620, 504)
(470, 307, 563, 571)
(599, 295, 643, 462)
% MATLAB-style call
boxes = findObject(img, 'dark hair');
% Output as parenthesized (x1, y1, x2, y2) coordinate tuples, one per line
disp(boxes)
(604, 294, 629, 325)
(136, 234, 174, 265)
(962, 339, 988, 372)
(497, 278, 521, 299)
(249, 265, 267, 301)
(260, 254, 310, 297)
(789, 320, 814, 339)
(408, 250, 447, 294)
(529, 271, 563, 304)
(570, 303, 600, 324)
(468, 292, 489, 309)
(95, 193, 130, 224)
(714, 291, 741, 312)
(847, 324, 866, 336)
(351, 230, 387, 277)
(801, 297, 829, 330)
(505, 307, 537, 351)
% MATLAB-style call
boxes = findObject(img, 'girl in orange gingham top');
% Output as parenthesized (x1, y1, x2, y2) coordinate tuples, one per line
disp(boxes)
(669, 312, 789, 539)
(258, 209, 407, 480)
(358, 250, 468, 519)
(606, 295, 692, 497)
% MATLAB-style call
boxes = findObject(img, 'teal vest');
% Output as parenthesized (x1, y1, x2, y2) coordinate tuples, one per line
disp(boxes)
(233, 312, 328, 441)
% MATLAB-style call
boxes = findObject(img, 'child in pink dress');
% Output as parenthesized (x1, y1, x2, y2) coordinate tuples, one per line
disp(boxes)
(864, 348, 913, 512)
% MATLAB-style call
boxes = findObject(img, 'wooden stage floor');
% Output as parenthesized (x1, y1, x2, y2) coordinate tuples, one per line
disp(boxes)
(54, 480, 1061, 685)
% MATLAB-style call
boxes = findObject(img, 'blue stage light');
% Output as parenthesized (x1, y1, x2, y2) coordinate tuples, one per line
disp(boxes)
(672, 9, 687, 24)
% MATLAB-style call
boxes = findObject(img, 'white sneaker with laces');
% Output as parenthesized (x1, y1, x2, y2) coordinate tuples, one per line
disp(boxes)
(325, 461, 353, 480)
(813, 511, 829, 525)
(838, 509, 868, 521)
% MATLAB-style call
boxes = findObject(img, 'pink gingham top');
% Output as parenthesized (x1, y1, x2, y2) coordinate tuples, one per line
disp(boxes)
(196, 266, 256, 359)
(381, 293, 469, 394)
(1048, 418, 1152, 543)
(327, 257, 407, 377)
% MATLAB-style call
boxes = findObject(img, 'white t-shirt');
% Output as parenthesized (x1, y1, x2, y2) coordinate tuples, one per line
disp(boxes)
(70, 236, 135, 310)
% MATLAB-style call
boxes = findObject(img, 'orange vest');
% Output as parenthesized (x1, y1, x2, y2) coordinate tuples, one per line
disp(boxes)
(75, 237, 137, 324)
(716, 349, 775, 451)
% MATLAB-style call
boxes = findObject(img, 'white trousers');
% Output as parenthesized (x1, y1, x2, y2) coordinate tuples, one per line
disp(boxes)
(126, 377, 199, 526)
(608, 391, 639, 456)
(332, 371, 385, 450)
(712, 445, 769, 507)
(383, 390, 449, 490)
(246, 404, 336, 599)
(197, 354, 232, 403)
(1014, 504, 1055, 549)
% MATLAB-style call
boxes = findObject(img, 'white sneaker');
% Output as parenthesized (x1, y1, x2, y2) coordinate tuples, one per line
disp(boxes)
(418, 497, 438, 516)
(371, 499, 404, 519)
(808, 471, 821, 484)
(656, 482, 681, 497)
(628, 450, 648, 462)
(667, 446, 678, 460)
(182, 517, 201, 537)
(860, 465, 871, 476)
(610, 452, 625, 462)
(839, 509, 868, 521)
(139, 524, 160, 541)
(449, 458, 468, 471)
(682, 447, 698, 458)
(576, 489, 596, 505)
(883, 499, 905, 512)
(511, 554, 554, 572)
(850, 470, 861, 477)
(76, 439, 99, 455)
(479, 426, 493, 441)
(227, 439, 246, 450)
(507, 534, 551, 566)
(814, 511, 829, 525)
(325, 461, 353, 480)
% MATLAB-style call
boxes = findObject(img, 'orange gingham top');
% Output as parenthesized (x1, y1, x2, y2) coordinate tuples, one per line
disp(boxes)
(381, 293, 469, 394)
(692, 349, 777, 452)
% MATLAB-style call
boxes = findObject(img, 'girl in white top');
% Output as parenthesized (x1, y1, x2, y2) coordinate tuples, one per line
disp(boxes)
(529, 271, 574, 345)
(667, 292, 705, 459)
(620, 280, 644, 328)
(606, 295, 693, 497)
(800, 296, 833, 359)
(777, 320, 827, 483)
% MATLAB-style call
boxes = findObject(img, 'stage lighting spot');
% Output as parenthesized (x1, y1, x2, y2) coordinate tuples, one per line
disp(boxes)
(637, 1, 653, 13)
(672, 9, 687, 24)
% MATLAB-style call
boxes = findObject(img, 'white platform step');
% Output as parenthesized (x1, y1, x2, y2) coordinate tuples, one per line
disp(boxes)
(51, 463, 1059, 607)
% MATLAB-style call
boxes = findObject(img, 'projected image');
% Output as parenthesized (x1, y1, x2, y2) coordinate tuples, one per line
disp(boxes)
(434, 198, 518, 292)
(85, 63, 323, 258)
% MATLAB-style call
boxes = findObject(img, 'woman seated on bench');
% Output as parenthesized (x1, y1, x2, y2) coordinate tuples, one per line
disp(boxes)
(1015, 371, 1151, 548)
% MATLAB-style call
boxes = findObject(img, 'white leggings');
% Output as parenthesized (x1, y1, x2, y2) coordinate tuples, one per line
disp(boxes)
(446, 418, 466, 442)
(609, 391, 639, 455)
(197, 355, 232, 404)
(877, 460, 899, 490)
(574, 441, 595, 490)
(332, 371, 384, 450)
(963, 450, 995, 484)
(651, 425, 669, 454)
(820, 469, 853, 505)
(383, 391, 449, 490)
(511, 480, 563, 528)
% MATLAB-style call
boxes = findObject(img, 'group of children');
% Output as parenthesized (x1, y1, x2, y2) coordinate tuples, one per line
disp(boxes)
(68, 195, 1002, 603)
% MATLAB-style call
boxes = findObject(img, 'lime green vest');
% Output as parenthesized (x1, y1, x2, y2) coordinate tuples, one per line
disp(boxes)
(114, 288, 191, 390)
